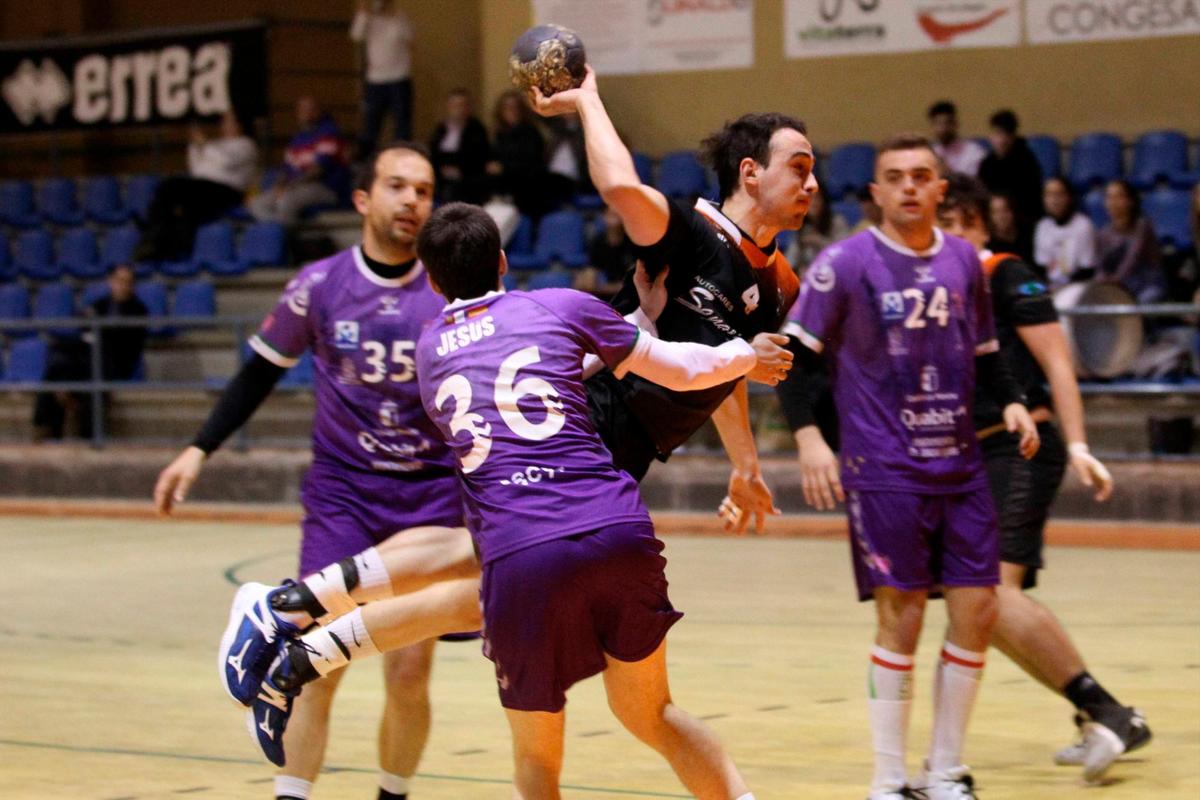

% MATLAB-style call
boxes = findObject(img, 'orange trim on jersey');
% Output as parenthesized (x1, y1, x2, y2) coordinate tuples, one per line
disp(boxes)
(692, 204, 801, 315)
(940, 649, 985, 669)
(871, 654, 914, 671)
(982, 252, 1019, 278)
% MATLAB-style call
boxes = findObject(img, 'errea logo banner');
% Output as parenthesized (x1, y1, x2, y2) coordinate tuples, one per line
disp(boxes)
(0, 20, 266, 133)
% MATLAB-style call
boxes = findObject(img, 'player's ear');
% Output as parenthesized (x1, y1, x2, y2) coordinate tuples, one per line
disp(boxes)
(497, 250, 509, 287)
(738, 156, 758, 191)
(352, 188, 371, 215)
(868, 182, 881, 207)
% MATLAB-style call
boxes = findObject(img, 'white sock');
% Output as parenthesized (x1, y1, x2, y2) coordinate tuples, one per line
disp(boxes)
(350, 547, 393, 604)
(927, 641, 986, 773)
(379, 769, 410, 795)
(273, 774, 313, 799)
(302, 608, 380, 676)
(304, 563, 359, 624)
(735, 794, 756, 800)
(868, 645, 914, 793)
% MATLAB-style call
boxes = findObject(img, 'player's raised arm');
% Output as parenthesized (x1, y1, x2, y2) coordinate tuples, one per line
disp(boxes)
(528, 67, 669, 246)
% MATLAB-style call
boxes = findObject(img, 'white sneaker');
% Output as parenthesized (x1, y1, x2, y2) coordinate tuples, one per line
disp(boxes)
(919, 764, 977, 800)
(1053, 713, 1087, 766)
(868, 788, 927, 799)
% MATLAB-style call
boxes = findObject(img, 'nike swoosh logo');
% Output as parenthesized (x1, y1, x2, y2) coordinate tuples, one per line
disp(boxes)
(918, 9, 1008, 43)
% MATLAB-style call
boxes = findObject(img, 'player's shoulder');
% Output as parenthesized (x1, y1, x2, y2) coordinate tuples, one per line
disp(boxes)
(988, 254, 1051, 298)
(508, 287, 611, 318)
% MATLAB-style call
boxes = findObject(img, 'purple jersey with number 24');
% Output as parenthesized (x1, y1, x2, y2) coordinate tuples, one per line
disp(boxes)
(417, 288, 649, 565)
(785, 228, 999, 493)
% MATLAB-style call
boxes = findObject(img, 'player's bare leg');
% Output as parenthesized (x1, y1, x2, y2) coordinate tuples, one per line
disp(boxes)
(505, 709, 566, 800)
(361, 578, 482, 653)
(602, 641, 751, 800)
(374, 526, 480, 595)
(277, 667, 347, 792)
(991, 562, 1082, 691)
(379, 641, 438, 795)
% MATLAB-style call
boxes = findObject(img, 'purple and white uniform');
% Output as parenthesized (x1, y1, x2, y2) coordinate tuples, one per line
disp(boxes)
(786, 228, 1001, 599)
(251, 246, 462, 576)
(417, 288, 682, 711)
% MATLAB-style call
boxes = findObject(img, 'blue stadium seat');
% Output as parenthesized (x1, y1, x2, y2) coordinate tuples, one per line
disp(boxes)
(79, 280, 110, 309)
(0, 232, 14, 282)
(1144, 187, 1193, 248)
(278, 349, 315, 388)
(656, 151, 708, 200)
(832, 197, 864, 229)
(83, 176, 130, 225)
(59, 227, 105, 280)
(15, 229, 59, 281)
(1081, 187, 1109, 228)
(172, 279, 217, 318)
(1025, 135, 1062, 180)
(32, 282, 77, 338)
(135, 280, 173, 338)
(501, 271, 521, 291)
(0, 283, 32, 338)
(774, 229, 797, 255)
(38, 177, 86, 226)
(125, 174, 160, 221)
(0, 180, 41, 228)
(1129, 130, 1190, 190)
(527, 271, 573, 290)
(1067, 133, 1123, 190)
(4, 337, 48, 383)
(826, 143, 876, 199)
(100, 224, 141, 270)
(158, 255, 201, 279)
(190, 220, 237, 275)
(573, 192, 605, 211)
(632, 152, 655, 186)
(509, 210, 588, 271)
(505, 215, 535, 256)
(237, 222, 286, 270)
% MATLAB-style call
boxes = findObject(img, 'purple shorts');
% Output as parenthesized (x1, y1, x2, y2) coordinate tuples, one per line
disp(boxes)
(846, 488, 999, 602)
(298, 460, 463, 577)
(479, 521, 682, 713)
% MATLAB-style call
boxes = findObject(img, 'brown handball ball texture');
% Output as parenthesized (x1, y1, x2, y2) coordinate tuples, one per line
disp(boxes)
(509, 24, 587, 96)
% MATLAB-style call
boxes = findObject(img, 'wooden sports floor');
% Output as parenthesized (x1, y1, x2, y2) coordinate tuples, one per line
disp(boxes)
(1, 512, 1197, 799)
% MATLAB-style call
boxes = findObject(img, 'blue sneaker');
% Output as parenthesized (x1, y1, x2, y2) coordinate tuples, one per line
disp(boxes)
(245, 651, 297, 767)
(218, 582, 300, 707)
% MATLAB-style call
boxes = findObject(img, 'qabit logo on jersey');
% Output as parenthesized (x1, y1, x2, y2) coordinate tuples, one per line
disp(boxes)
(741, 284, 760, 313)
(334, 320, 359, 349)
(881, 291, 905, 320)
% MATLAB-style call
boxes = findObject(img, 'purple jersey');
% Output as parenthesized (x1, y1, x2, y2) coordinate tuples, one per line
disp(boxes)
(251, 247, 455, 478)
(785, 228, 999, 493)
(416, 289, 648, 564)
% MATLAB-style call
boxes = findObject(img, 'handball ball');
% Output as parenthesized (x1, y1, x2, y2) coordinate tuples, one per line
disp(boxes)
(509, 24, 587, 96)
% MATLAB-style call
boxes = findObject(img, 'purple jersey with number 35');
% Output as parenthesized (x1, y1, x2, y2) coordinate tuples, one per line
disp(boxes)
(416, 289, 649, 564)
(785, 228, 998, 493)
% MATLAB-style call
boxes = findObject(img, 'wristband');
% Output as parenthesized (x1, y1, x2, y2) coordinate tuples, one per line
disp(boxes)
(1067, 442, 1090, 456)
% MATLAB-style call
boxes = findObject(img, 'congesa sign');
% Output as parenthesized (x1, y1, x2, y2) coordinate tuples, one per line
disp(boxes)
(0, 21, 267, 134)
(784, 0, 1021, 58)
(1026, 0, 1200, 43)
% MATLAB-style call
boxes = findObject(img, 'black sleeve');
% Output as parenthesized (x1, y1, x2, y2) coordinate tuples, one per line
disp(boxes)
(995, 259, 1058, 327)
(628, 198, 702, 280)
(775, 335, 824, 432)
(192, 354, 287, 454)
(975, 350, 1026, 410)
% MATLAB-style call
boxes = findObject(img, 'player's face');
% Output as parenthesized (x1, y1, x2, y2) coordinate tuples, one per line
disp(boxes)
(753, 127, 818, 230)
(357, 149, 435, 248)
(937, 207, 988, 251)
(871, 148, 946, 230)
(930, 112, 956, 145)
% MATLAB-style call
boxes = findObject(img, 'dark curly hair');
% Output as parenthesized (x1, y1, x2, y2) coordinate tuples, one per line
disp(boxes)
(700, 112, 808, 201)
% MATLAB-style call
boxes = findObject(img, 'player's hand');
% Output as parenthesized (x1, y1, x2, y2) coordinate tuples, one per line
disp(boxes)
(633, 260, 668, 322)
(154, 446, 206, 516)
(527, 65, 599, 117)
(747, 333, 793, 385)
(1003, 403, 1040, 459)
(796, 426, 843, 510)
(721, 469, 780, 535)
(1068, 442, 1113, 502)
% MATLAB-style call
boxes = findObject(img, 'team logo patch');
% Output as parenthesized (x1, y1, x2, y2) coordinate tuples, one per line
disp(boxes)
(881, 291, 905, 320)
(1018, 281, 1047, 297)
(808, 259, 836, 293)
(920, 365, 939, 393)
(742, 284, 760, 313)
(334, 320, 359, 349)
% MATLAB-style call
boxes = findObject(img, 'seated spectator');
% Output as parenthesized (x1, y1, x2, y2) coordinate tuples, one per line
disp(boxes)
(1096, 179, 1165, 302)
(848, 185, 881, 235)
(1035, 177, 1097, 287)
(987, 192, 1034, 262)
(979, 109, 1043, 243)
(785, 190, 849, 273)
(487, 90, 550, 217)
(33, 264, 148, 441)
(582, 206, 638, 298)
(249, 95, 349, 226)
(544, 115, 594, 209)
(351, 0, 414, 158)
(137, 110, 258, 261)
(429, 88, 491, 205)
(928, 100, 987, 176)
(1163, 183, 1200, 302)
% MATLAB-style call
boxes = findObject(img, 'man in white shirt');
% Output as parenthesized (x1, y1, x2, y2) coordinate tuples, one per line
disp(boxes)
(351, 0, 415, 157)
(1034, 177, 1097, 287)
(929, 100, 987, 177)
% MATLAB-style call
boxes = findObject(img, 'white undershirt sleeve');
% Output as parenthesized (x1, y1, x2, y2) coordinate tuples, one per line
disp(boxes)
(613, 334, 756, 390)
(582, 309, 660, 380)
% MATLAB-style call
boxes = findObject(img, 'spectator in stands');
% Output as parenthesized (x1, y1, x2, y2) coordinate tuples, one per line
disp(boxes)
(785, 189, 849, 273)
(848, 185, 881, 235)
(544, 114, 594, 208)
(979, 109, 1043, 242)
(136, 110, 258, 261)
(582, 206, 638, 298)
(350, 0, 414, 158)
(928, 100, 987, 176)
(33, 264, 148, 441)
(249, 95, 349, 226)
(1035, 177, 1097, 287)
(429, 88, 491, 205)
(987, 192, 1034, 262)
(1096, 179, 1164, 302)
(486, 89, 549, 217)
(1164, 183, 1200, 302)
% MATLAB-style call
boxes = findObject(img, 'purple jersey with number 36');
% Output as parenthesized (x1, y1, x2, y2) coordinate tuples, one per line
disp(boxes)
(416, 289, 649, 564)
(785, 228, 998, 493)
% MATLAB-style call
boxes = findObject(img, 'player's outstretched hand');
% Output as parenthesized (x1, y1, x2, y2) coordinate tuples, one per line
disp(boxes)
(527, 65, 599, 117)
(747, 333, 793, 386)
(1003, 403, 1040, 460)
(633, 260, 669, 322)
(154, 445, 206, 516)
(796, 426, 843, 510)
(722, 469, 780, 535)
(1068, 442, 1114, 502)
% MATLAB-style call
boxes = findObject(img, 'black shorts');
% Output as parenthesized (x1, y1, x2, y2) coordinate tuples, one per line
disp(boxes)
(585, 370, 661, 482)
(981, 421, 1067, 588)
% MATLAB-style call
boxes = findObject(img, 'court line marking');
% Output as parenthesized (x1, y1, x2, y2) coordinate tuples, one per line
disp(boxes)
(0, 739, 692, 798)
